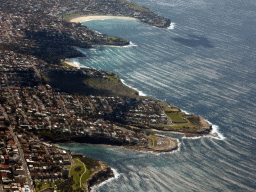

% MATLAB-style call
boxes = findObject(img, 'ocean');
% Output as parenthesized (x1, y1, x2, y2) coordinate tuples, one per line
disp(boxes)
(61, 0, 256, 191)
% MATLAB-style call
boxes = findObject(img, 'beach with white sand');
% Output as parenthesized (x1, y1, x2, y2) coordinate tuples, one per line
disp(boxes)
(70, 15, 137, 23)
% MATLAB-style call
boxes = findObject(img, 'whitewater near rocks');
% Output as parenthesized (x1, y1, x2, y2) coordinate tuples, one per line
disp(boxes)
(62, 0, 256, 191)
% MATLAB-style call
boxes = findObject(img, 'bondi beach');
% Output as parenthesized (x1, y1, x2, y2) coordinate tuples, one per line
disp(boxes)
(70, 15, 137, 23)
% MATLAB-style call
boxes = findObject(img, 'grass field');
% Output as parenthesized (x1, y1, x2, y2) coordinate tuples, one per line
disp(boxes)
(121, 0, 151, 12)
(154, 121, 199, 132)
(165, 112, 188, 123)
(63, 12, 81, 21)
(70, 158, 86, 190)
(60, 62, 73, 68)
(149, 134, 158, 147)
(84, 78, 139, 97)
(35, 181, 55, 192)
(81, 169, 91, 186)
(108, 36, 127, 42)
(107, 75, 119, 82)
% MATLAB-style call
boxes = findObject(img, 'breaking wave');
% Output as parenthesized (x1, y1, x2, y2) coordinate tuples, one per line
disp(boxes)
(167, 22, 175, 30)
(120, 79, 147, 96)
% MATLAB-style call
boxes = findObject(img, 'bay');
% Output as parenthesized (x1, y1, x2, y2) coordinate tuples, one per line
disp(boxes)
(61, 0, 256, 191)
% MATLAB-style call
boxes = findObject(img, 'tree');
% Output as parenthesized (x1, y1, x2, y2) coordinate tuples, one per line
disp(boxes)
(0, 96, 7, 104)
(38, 182, 42, 190)
(75, 166, 82, 172)
(4, 119, 11, 127)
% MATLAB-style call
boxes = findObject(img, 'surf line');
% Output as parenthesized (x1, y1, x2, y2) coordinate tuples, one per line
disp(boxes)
(91, 167, 120, 192)
(121, 79, 147, 96)
(167, 22, 175, 30)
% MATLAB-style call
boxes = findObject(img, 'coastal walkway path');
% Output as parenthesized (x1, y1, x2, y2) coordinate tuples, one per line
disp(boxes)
(78, 159, 87, 188)
(69, 158, 88, 190)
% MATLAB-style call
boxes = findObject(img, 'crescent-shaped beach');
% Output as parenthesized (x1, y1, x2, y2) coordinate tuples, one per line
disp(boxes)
(70, 15, 137, 23)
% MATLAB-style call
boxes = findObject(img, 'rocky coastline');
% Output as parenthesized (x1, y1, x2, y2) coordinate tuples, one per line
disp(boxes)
(157, 115, 213, 137)
(62, 0, 171, 29)
(85, 162, 115, 192)
(0, 1, 216, 192)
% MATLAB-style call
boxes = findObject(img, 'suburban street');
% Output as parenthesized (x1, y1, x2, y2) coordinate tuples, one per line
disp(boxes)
(9, 126, 35, 192)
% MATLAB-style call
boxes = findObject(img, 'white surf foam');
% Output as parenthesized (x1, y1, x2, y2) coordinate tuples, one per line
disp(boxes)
(167, 22, 175, 30)
(181, 109, 190, 115)
(179, 109, 225, 140)
(182, 120, 225, 140)
(73, 61, 81, 67)
(166, 138, 181, 154)
(91, 167, 120, 192)
(94, 30, 102, 34)
(123, 41, 138, 48)
(121, 79, 147, 96)
(70, 60, 90, 69)
(182, 135, 201, 140)
(103, 41, 138, 48)
(210, 123, 225, 140)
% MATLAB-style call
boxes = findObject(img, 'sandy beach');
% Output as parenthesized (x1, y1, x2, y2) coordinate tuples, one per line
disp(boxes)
(70, 15, 137, 23)
(64, 59, 80, 69)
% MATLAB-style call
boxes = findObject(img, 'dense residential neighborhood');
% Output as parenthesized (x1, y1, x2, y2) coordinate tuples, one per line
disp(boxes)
(0, 0, 214, 191)
(0, 48, 179, 191)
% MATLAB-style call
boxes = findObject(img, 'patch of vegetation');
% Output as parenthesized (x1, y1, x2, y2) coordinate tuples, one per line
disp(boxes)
(70, 159, 85, 190)
(42, 74, 50, 83)
(4, 119, 11, 127)
(55, 177, 77, 192)
(75, 166, 82, 172)
(187, 115, 200, 126)
(121, 0, 151, 12)
(149, 134, 157, 138)
(81, 169, 91, 186)
(63, 12, 81, 21)
(60, 62, 73, 68)
(171, 123, 198, 132)
(165, 112, 187, 123)
(84, 78, 138, 97)
(108, 36, 127, 42)
(35, 181, 54, 192)
(154, 121, 199, 132)
(79, 156, 99, 171)
(164, 107, 180, 113)
(150, 138, 157, 147)
(35, 129, 74, 142)
(0, 96, 7, 104)
(149, 134, 158, 147)
(107, 76, 119, 82)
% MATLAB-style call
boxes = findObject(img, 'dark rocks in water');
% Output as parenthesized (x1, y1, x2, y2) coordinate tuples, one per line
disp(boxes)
(86, 167, 114, 192)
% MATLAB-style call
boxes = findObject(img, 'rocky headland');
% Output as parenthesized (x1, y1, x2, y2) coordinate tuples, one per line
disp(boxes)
(85, 162, 115, 192)
(0, 1, 215, 191)
(62, 0, 171, 29)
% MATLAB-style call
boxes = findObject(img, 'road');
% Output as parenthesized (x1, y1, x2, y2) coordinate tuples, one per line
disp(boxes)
(9, 126, 35, 192)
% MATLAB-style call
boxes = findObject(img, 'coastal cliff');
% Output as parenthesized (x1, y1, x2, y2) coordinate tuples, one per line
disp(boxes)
(34, 66, 214, 154)
(85, 162, 115, 192)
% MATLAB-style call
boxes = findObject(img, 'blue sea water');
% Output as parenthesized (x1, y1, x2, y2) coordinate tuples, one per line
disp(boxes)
(62, 0, 256, 191)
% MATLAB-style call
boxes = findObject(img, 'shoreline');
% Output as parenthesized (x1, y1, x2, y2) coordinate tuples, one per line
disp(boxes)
(63, 59, 81, 68)
(70, 15, 137, 23)
(120, 79, 147, 96)
(55, 134, 179, 154)
(53, 143, 115, 192)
